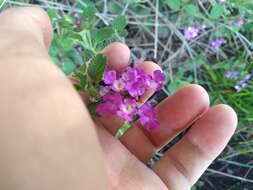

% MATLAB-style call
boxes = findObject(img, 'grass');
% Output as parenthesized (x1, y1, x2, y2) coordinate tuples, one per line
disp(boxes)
(2, 0, 253, 189)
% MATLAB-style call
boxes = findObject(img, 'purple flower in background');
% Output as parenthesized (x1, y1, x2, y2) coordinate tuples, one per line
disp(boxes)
(184, 27, 199, 40)
(117, 98, 137, 121)
(242, 74, 251, 83)
(241, 82, 247, 88)
(196, 25, 206, 33)
(224, 71, 238, 81)
(138, 103, 159, 130)
(184, 25, 206, 40)
(234, 85, 241, 92)
(73, 44, 84, 53)
(224, 71, 234, 78)
(233, 18, 244, 26)
(218, 0, 226, 3)
(232, 73, 251, 93)
(209, 38, 225, 50)
(103, 70, 117, 84)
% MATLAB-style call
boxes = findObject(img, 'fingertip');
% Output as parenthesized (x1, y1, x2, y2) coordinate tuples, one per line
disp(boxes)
(211, 104, 238, 131)
(23, 7, 53, 49)
(102, 42, 130, 72)
(183, 84, 210, 109)
(188, 103, 238, 157)
(137, 61, 162, 75)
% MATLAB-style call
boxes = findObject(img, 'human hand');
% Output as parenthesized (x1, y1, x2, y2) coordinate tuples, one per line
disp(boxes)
(85, 42, 238, 190)
(0, 7, 237, 190)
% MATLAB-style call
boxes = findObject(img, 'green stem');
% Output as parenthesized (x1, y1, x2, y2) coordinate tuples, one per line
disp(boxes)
(115, 121, 132, 139)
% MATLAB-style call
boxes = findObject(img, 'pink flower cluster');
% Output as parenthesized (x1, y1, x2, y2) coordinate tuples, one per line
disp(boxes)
(96, 66, 165, 130)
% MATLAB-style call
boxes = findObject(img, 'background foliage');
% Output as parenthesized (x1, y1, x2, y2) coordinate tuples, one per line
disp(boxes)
(2, 0, 253, 189)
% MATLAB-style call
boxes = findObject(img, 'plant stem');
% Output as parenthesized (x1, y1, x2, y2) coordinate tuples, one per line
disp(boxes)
(115, 121, 132, 139)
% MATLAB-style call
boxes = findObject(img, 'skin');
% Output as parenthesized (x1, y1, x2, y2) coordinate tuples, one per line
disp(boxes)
(0, 7, 237, 190)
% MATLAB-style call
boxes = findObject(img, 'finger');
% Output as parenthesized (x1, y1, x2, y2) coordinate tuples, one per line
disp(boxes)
(153, 105, 237, 190)
(102, 42, 130, 72)
(0, 7, 52, 49)
(69, 76, 90, 104)
(100, 84, 209, 164)
(0, 7, 108, 189)
(142, 84, 210, 148)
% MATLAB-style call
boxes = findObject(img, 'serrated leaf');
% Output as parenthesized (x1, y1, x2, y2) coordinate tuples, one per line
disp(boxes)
(165, 0, 181, 11)
(62, 58, 76, 75)
(87, 83, 99, 96)
(83, 5, 96, 19)
(95, 27, 114, 43)
(88, 53, 107, 82)
(47, 9, 60, 22)
(209, 4, 224, 19)
(118, 29, 128, 38)
(112, 15, 127, 32)
(62, 38, 73, 51)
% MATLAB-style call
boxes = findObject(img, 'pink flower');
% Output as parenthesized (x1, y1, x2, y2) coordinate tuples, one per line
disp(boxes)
(112, 79, 126, 92)
(153, 70, 165, 90)
(96, 66, 165, 129)
(138, 103, 159, 130)
(117, 98, 137, 121)
(103, 70, 117, 84)
(96, 93, 122, 116)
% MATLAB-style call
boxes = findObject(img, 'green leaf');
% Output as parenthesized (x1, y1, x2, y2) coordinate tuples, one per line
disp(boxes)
(209, 4, 224, 19)
(185, 4, 201, 17)
(95, 27, 114, 43)
(88, 53, 107, 82)
(87, 83, 99, 96)
(62, 58, 76, 75)
(87, 101, 101, 116)
(83, 5, 96, 20)
(165, 0, 181, 11)
(62, 38, 73, 51)
(118, 29, 128, 38)
(112, 16, 127, 32)
(47, 9, 60, 22)
(74, 84, 83, 91)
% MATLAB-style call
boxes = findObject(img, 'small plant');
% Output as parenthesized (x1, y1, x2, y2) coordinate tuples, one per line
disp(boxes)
(48, 4, 127, 75)
(74, 54, 165, 138)
(47, 4, 166, 138)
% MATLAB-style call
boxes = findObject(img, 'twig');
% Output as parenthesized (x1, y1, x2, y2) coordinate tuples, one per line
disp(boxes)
(154, 0, 159, 59)
(207, 168, 253, 183)
(0, 0, 7, 9)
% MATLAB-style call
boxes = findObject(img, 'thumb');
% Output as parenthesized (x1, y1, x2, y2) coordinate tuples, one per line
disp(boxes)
(0, 6, 52, 50)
